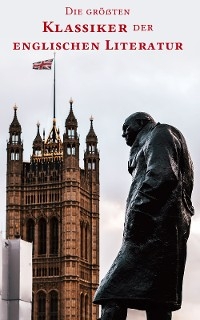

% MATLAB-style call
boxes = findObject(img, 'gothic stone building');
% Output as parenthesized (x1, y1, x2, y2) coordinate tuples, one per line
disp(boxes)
(6, 101, 100, 320)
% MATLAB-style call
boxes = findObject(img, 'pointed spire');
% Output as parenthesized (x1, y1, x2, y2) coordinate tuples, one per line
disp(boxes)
(53, 116, 57, 129)
(33, 122, 42, 145)
(46, 121, 61, 144)
(51, 118, 57, 142)
(43, 129, 45, 141)
(86, 115, 97, 142)
(69, 97, 73, 109)
(32, 122, 43, 157)
(9, 104, 21, 133)
(84, 115, 99, 173)
(65, 98, 78, 127)
(32, 119, 63, 161)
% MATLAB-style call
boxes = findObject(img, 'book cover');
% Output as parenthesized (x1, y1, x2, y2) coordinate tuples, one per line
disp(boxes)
(0, 0, 199, 319)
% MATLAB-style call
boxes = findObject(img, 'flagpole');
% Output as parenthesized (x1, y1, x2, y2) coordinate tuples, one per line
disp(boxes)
(53, 52, 56, 120)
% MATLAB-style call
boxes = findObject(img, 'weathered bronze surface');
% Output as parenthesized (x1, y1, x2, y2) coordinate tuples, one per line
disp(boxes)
(93, 112, 194, 319)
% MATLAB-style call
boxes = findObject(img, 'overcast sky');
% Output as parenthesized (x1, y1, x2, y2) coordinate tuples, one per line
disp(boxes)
(0, 0, 200, 318)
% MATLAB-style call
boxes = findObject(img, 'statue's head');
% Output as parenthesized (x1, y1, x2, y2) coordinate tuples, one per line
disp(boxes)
(122, 112, 155, 146)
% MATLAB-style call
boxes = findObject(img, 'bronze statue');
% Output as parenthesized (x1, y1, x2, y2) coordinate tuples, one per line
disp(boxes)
(93, 112, 194, 320)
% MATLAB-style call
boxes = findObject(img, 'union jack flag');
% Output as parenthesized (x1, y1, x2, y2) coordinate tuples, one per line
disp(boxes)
(33, 59, 53, 70)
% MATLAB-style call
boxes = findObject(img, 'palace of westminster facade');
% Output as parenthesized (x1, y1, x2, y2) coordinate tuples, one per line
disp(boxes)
(6, 100, 100, 319)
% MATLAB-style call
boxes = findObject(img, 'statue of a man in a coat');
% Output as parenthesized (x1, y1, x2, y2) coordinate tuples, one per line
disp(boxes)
(93, 112, 194, 320)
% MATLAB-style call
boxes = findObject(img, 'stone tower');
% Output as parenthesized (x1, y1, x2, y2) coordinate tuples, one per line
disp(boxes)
(6, 101, 100, 320)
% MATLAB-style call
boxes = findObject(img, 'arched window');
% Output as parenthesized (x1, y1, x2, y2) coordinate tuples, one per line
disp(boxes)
(35, 148, 42, 156)
(88, 144, 95, 154)
(11, 150, 15, 160)
(32, 292, 34, 320)
(15, 150, 19, 160)
(80, 222, 89, 260)
(27, 219, 34, 242)
(88, 160, 92, 170)
(85, 224, 88, 260)
(92, 160, 96, 170)
(12, 134, 19, 143)
(80, 293, 84, 320)
(10, 150, 20, 161)
(38, 291, 46, 320)
(68, 128, 75, 138)
(67, 144, 71, 155)
(26, 219, 35, 254)
(72, 145, 75, 155)
(85, 294, 89, 320)
(67, 144, 76, 155)
(50, 217, 58, 255)
(80, 222, 84, 258)
(38, 218, 46, 255)
(50, 290, 58, 320)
